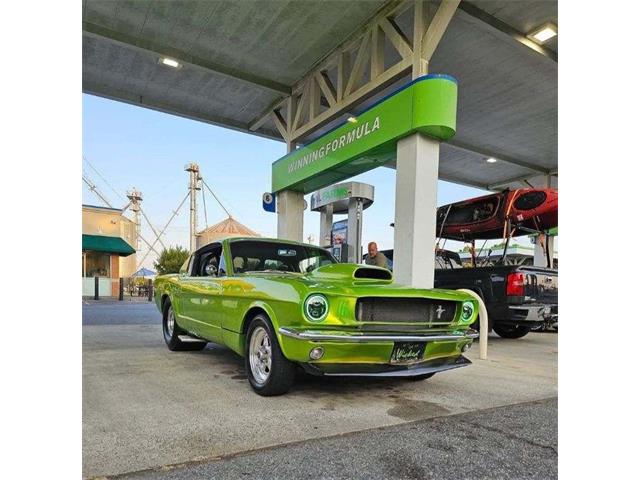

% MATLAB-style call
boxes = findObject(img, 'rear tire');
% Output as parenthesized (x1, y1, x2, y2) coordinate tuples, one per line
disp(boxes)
(245, 314, 295, 396)
(493, 324, 530, 339)
(162, 300, 207, 351)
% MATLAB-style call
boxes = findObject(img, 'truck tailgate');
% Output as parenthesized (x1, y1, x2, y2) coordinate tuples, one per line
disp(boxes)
(518, 266, 558, 305)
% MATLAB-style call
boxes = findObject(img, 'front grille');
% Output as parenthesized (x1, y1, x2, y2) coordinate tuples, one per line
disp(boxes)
(355, 297, 457, 326)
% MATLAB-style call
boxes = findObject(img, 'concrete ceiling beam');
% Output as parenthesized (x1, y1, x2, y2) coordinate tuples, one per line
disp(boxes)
(457, 1, 558, 63)
(447, 140, 551, 174)
(82, 21, 291, 95)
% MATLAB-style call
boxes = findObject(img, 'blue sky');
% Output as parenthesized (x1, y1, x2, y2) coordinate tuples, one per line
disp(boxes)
(83, 94, 529, 268)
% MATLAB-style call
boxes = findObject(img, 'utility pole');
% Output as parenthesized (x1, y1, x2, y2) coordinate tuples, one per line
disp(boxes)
(126, 188, 143, 251)
(185, 163, 201, 252)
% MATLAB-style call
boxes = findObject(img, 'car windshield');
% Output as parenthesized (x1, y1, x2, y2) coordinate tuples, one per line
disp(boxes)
(229, 240, 337, 274)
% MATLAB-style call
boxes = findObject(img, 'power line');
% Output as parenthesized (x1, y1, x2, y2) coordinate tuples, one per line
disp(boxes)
(83, 174, 114, 208)
(202, 179, 232, 218)
(83, 155, 126, 201)
(201, 186, 208, 229)
(137, 191, 190, 269)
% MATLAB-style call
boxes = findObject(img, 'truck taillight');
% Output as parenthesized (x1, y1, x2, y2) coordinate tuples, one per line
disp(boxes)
(506, 272, 525, 296)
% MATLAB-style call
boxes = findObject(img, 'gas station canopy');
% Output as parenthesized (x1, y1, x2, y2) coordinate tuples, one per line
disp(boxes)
(83, 0, 557, 191)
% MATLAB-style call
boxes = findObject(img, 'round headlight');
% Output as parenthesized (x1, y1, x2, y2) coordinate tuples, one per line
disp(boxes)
(304, 294, 329, 322)
(461, 301, 475, 322)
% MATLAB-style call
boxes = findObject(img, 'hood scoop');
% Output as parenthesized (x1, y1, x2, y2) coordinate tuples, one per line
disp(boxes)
(310, 263, 392, 282)
(353, 267, 392, 280)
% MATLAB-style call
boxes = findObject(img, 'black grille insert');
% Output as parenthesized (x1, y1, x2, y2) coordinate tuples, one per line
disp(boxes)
(354, 267, 392, 280)
(355, 298, 457, 324)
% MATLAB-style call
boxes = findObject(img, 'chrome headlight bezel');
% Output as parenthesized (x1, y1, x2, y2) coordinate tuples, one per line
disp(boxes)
(461, 301, 475, 323)
(304, 294, 329, 322)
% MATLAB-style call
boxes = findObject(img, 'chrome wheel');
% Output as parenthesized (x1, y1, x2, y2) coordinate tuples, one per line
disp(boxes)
(249, 326, 272, 385)
(167, 307, 175, 337)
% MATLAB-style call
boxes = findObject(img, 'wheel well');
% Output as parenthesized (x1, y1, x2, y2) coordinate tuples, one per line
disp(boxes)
(242, 306, 269, 334)
(161, 294, 170, 310)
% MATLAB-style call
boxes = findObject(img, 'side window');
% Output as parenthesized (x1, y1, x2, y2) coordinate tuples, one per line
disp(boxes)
(194, 244, 223, 277)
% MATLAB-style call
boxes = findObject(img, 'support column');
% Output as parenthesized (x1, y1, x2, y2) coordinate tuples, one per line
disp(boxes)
(277, 190, 304, 241)
(319, 204, 333, 248)
(393, 133, 440, 287)
(277, 140, 304, 242)
(347, 198, 364, 263)
(534, 234, 555, 267)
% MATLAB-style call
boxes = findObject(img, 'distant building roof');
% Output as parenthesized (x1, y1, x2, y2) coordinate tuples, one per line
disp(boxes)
(82, 204, 123, 213)
(196, 217, 260, 247)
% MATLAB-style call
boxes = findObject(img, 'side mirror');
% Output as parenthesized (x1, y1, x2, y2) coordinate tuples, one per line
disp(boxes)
(205, 264, 218, 277)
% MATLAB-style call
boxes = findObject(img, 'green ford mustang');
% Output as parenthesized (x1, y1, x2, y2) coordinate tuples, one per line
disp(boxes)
(154, 237, 479, 396)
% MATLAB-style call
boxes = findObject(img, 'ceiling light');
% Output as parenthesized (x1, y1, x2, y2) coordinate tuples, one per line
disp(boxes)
(486, 157, 497, 163)
(160, 57, 181, 68)
(528, 23, 557, 44)
(347, 116, 358, 123)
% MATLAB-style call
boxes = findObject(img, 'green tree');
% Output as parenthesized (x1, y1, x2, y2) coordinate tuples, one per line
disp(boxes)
(154, 245, 190, 275)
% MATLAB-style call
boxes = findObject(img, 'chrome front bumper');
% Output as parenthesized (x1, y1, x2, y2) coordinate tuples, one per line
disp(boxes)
(278, 327, 478, 343)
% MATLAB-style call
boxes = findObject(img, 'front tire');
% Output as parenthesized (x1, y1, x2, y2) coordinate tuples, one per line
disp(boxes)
(162, 300, 207, 351)
(245, 314, 295, 396)
(493, 324, 530, 339)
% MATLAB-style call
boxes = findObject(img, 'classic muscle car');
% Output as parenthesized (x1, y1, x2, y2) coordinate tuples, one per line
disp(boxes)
(154, 238, 479, 396)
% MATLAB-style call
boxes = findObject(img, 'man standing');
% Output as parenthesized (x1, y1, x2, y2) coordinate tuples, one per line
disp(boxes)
(365, 241, 389, 270)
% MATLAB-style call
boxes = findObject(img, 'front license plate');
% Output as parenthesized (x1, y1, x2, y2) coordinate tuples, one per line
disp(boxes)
(390, 342, 426, 364)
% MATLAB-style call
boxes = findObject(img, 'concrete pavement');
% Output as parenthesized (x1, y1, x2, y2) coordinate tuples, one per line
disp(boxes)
(82, 303, 557, 479)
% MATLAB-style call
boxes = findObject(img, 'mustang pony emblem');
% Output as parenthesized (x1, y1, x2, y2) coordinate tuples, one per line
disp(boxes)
(436, 305, 445, 320)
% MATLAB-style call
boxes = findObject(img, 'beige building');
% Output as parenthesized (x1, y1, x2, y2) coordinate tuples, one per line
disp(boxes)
(196, 216, 260, 249)
(82, 204, 137, 296)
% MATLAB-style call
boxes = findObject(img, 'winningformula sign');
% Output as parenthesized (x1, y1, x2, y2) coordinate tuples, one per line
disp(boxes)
(272, 74, 458, 193)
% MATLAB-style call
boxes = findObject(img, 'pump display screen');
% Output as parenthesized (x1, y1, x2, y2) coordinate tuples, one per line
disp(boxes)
(331, 219, 348, 247)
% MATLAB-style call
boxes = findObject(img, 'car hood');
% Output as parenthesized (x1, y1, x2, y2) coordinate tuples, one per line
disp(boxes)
(241, 264, 471, 301)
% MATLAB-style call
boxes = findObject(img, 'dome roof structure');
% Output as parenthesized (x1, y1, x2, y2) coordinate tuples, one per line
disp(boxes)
(196, 217, 260, 249)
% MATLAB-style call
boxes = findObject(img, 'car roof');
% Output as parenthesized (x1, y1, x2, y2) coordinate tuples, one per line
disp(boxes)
(193, 237, 320, 256)
(225, 237, 317, 247)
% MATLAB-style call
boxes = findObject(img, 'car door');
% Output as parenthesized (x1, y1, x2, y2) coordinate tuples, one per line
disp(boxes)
(178, 244, 224, 343)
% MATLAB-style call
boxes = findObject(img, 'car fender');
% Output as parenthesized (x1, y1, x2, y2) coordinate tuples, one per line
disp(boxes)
(241, 300, 280, 334)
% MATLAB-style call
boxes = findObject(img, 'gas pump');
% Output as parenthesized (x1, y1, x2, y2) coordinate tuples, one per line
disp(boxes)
(330, 219, 349, 262)
(310, 182, 374, 264)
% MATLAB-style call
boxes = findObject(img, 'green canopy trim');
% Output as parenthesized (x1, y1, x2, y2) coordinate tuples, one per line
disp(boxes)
(82, 234, 135, 256)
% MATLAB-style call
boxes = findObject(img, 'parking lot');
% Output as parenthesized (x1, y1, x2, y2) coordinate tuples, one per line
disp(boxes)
(83, 302, 557, 479)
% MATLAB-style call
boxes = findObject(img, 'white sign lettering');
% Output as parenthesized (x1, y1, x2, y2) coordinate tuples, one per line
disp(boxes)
(287, 116, 381, 174)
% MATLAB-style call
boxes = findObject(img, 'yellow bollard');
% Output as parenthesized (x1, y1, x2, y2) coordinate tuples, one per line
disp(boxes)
(457, 288, 488, 360)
